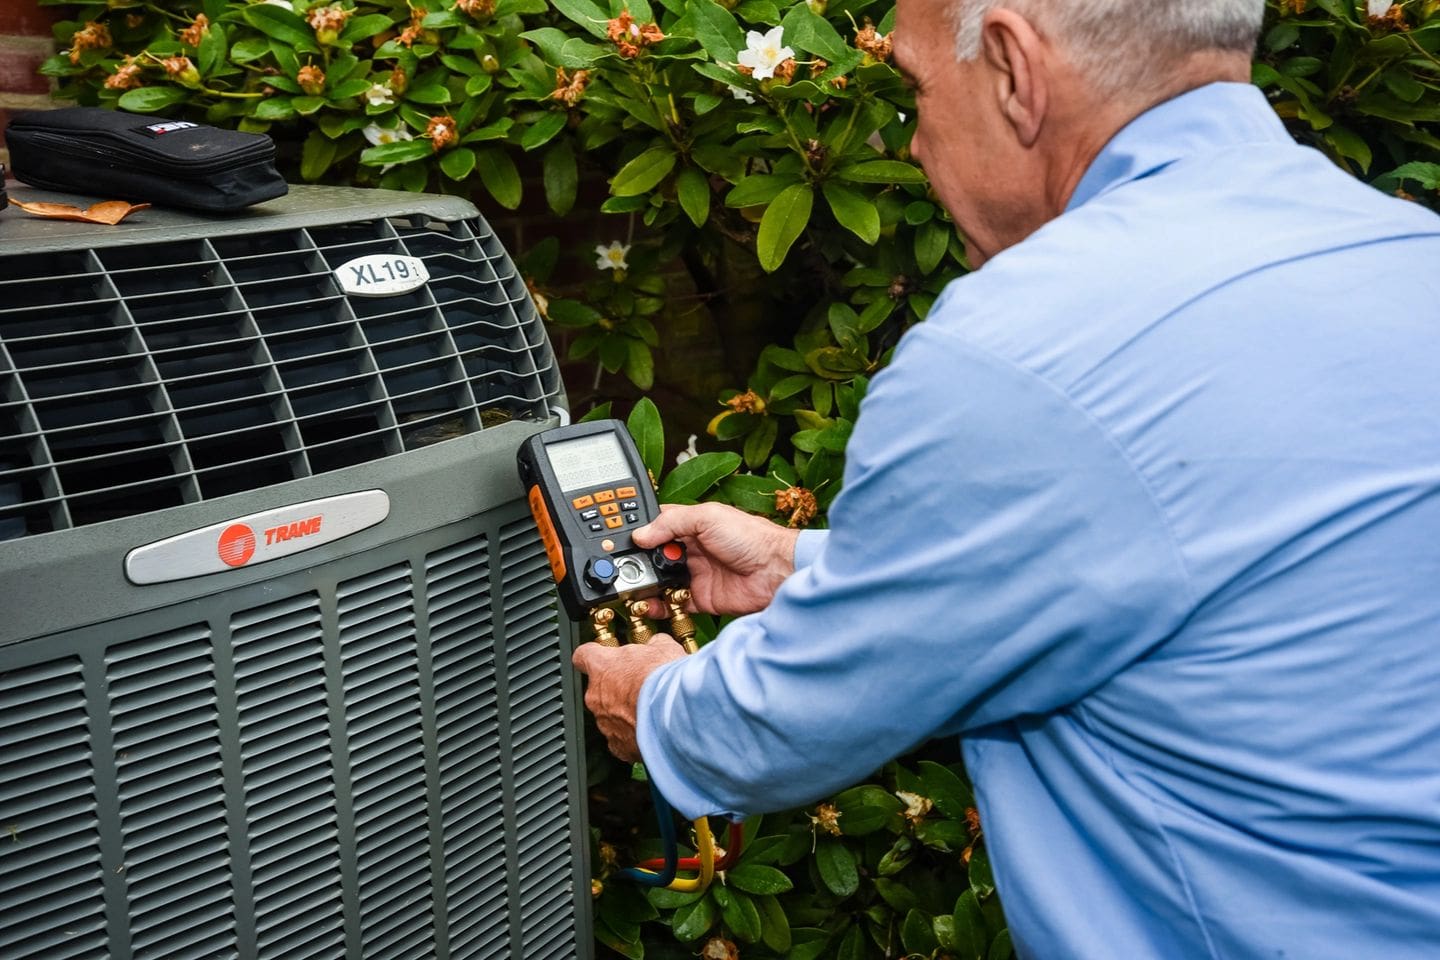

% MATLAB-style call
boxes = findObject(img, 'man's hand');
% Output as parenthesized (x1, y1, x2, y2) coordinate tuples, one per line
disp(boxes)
(632, 502, 800, 616)
(572, 635, 685, 761)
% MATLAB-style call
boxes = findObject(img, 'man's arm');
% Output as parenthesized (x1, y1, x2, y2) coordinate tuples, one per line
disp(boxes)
(629, 322, 1195, 820)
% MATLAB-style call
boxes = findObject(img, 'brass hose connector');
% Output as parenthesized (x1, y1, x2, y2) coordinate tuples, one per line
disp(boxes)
(663, 587, 699, 654)
(625, 600, 656, 645)
(589, 606, 620, 647)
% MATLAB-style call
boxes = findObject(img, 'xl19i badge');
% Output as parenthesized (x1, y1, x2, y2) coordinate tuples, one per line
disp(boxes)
(124, 490, 390, 584)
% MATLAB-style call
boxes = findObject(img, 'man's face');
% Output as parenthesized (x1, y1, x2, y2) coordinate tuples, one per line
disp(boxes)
(893, 0, 1023, 266)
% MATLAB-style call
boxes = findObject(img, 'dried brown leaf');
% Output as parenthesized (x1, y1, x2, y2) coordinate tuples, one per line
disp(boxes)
(12, 199, 150, 225)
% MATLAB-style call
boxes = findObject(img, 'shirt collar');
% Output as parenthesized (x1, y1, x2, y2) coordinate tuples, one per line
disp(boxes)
(1066, 82, 1292, 212)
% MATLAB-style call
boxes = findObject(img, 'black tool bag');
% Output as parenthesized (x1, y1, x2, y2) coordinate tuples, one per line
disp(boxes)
(5, 107, 287, 212)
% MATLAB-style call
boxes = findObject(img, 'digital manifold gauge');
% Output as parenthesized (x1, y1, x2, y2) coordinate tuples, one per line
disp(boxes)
(517, 419, 688, 620)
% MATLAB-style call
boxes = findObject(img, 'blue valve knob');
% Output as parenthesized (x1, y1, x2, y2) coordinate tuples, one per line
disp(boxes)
(584, 556, 618, 590)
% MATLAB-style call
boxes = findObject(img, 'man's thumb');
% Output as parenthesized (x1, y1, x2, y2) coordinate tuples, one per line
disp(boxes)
(632, 503, 696, 548)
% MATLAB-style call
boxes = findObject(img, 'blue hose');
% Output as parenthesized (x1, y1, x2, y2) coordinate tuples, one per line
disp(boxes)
(616, 774, 678, 886)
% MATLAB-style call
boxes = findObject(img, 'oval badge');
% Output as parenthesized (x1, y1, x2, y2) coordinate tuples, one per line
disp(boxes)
(336, 253, 430, 297)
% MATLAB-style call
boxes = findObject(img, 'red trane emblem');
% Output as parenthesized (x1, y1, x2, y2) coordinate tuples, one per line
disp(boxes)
(217, 523, 257, 567)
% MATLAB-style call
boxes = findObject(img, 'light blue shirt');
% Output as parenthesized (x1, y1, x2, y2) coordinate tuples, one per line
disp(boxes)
(636, 83, 1440, 958)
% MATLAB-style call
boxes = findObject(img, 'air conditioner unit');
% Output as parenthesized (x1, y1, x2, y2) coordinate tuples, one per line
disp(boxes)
(0, 184, 592, 960)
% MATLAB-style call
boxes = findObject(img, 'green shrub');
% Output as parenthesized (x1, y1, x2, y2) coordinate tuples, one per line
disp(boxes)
(37, 0, 1440, 955)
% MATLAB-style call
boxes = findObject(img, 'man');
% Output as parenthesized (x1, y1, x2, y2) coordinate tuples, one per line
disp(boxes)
(573, 0, 1440, 955)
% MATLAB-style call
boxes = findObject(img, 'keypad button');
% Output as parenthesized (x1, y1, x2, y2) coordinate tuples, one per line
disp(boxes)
(620, 500, 639, 511)
(615, 486, 637, 499)
(604, 516, 624, 529)
(624, 513, 639, 524)
(572, 494, 595, 509)
(589, 521, 604, 532)
(580, 509, 599, 521)
(594, 489, 617, 503)
(599, 503, 620, 516)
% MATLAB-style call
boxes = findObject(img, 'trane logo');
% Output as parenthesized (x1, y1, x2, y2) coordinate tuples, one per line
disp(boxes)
(216, 516, 323, 566)
(264, 515, 322, 545)
(124, 490, 390, 585)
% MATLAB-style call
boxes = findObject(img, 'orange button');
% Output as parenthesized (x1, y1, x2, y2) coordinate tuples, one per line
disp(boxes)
(604, 516, 624, 529)
(571, 494, 594, 509)
(600, 503, 620, 516)
(615, 486, 637, 499)
(594, 490, 616, 503)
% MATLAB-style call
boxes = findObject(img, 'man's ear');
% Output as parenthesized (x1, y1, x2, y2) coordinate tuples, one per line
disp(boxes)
(980, 8, 1048, 147)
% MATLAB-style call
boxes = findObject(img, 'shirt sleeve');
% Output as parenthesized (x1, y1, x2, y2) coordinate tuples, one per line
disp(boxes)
(792, 529, 827, 570)
(636, 322, 1196, 820)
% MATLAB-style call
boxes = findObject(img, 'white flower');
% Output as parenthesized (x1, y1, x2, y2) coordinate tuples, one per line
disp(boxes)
(674, 434, 699, 466)
(364, 82, 394, 107)
(362, 122, 414, 146)
(259, 0, 293, 8)
(727, 83, 756, 105)
(595, 241, 630, 271)
(737, 26, 794, 81)
(1367, 0, 1393, 15)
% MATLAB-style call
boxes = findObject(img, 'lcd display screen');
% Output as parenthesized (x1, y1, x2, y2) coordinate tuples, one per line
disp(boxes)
(546, 432, 633, 492)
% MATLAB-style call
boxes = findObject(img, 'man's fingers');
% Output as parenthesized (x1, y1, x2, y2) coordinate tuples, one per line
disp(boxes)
(632, 502, 712, 548)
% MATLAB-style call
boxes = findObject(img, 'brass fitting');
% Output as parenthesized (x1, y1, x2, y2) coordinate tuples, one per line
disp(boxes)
(589, 606, 620, 647)
(625, 600, 656, 644)
(664, 587, 699, 654)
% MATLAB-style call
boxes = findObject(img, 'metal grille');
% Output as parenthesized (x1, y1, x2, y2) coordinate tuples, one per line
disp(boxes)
(0, 213, 559, 541)
(499, 519, 578, 955)
(0, 658, 105, 960)
(0, 513, 583, 959)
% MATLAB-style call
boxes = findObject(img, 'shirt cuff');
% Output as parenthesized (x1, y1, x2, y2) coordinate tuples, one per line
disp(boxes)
(635, 657, 742, 822)
(793, 529, 828, 571)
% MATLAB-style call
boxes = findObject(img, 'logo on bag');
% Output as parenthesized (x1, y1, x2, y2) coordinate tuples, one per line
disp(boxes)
(135, 120, 199, 138)
(217, 524, 257, 567)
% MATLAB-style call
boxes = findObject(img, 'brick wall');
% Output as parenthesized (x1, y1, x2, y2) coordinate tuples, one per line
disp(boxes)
(0, 0, 66, 167)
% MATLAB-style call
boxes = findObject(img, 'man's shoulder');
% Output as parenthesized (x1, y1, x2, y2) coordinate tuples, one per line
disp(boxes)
(927, 141, 1440, 382)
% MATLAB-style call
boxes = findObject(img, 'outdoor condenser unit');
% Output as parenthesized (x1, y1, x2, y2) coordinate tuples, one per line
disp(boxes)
(0, 184, 592, 960)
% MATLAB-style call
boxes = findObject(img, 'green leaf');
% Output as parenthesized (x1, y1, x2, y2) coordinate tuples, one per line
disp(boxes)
(300, 130, 336, 181)
(933, 915, 958, 952)
(360, 139, 431, 164)
(712, 886, 763, 943)
(242, 4, 312, 47)
(725, 173, 798, 208)
(917, 761, 974, 819)
(624, 339, 654, 390)
(341, 14, 395, 43)
(902, 909, 939, 956)
(406, 84, 451, 105)
(626, 397, 664, 478)
(117, 86, 188, 113)
(594, 917, 644, 960)
(988, 929, 1015, 960)
(677, 167, 711, 227)
(757, 894, 791, 953)
(291, 95, 325, 116)
(743, 416, 778, 469)
(439, 146, 476, 180)
(757, 183, 814, 272)
(646, 884, 705, 909)
(231, 37, 269, 62)
(611, 145, 677, 196)
(476, 146, 522, 209)
(814, 839, 859, 897)
(1323, 123, 1372, 174)
(873, 878, 917, 914)
(823, 182, 880, 244)
(915, 218, 950, 274)
(543, 139, 578, 216)
(837, 924, 867, 960)
(523, 111, 567, 151)
(551, 0, 612, 40)
(726, 863, 793, 895)
(953, 891, 987, 960)
(671, 895, 717, 941)
(968, 842, 996, 899)
(836, 160, 928, 184)
(197, 24, 226, 74)
(718, 473, 781, 512)
(831, 784, 903, 835)
(1382, 67, 1425, 104)
(659, 452, 742, 503)
(688, 0, 744, 61)
(546, 299, 602, 327)
(915, 820, 969, 852)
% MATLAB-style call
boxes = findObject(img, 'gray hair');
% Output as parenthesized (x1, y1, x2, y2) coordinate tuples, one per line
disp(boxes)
(947, 0, 1263, 94)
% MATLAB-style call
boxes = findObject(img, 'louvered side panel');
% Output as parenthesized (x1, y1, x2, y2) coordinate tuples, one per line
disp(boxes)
(232, 595, 344, 960)
(497, 520, 576, 957)
(337, 564, 435, 960)
(0, 657, 105, 960)
(424, 536, 509, 960)
(107, 627, 235, 960)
